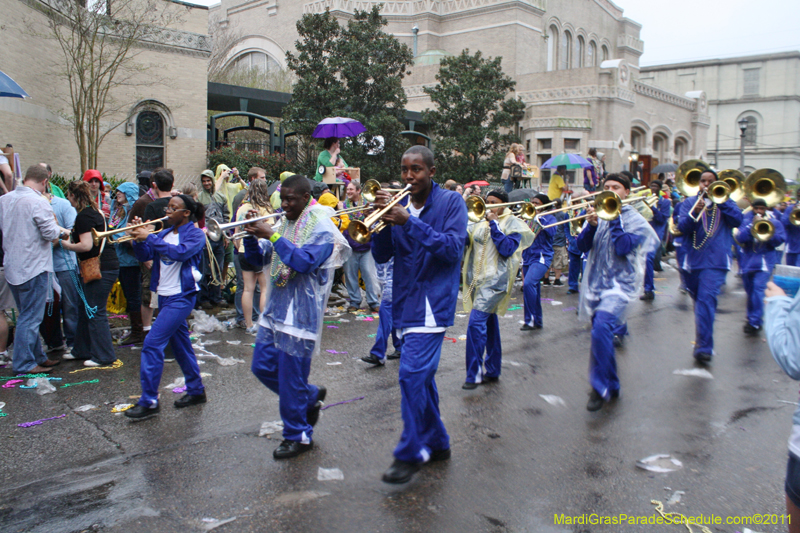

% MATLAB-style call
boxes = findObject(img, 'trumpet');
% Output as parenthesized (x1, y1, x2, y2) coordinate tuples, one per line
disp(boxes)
(92, 216, 169, 246)
(688, 181, 731, 222)
(465, 196, 538, 223)
(206, 212, 282, 242)
(348, 185, 412, 244)
(361, 179, 403, 204)
(751, 215, 775, 242)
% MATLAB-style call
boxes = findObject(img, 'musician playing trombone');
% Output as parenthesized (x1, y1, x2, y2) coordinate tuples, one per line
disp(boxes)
(735, 198, 785, 336)
(521, 194, 557, 331)
(462, 190, 533, 390)
(641, 179, 672, 301)
(577, 174, 659, 411)
(677, 168, 743, 365)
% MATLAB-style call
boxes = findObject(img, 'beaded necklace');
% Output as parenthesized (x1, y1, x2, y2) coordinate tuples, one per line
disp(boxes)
(692, 203, 718, 250)
(270, 202, 315, 287)
(345, 197, 367, 222)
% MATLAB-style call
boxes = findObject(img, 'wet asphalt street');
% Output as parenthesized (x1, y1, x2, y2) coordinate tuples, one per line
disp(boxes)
(0, 259, 796, 533)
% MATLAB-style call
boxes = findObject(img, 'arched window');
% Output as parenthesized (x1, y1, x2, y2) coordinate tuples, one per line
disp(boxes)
(547, 25, 558, 72)
(674, 138, 688, 162)
(631, 127, 646, 153)
(561, 31, 572, 70)
(136, 111, 164, 174)
(231, 51, 281, 74)
(588, 41, 597, 66)
(601, 44, 609, 62)
(742, 116, 757, 146)
(577, 36, 585, 68)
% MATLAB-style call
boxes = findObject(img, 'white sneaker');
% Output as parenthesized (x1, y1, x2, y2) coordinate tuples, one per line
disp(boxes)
(246, 325, 259, 336)
(164, 358, 176, 363)
(83, 360, 101, 367)
(0, 351, 9, 365)
(62, 348, 76, 360)
(46, 344, 67, 354)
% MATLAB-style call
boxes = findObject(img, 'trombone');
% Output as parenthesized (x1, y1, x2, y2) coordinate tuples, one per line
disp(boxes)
(348, 185, 412, 244)
(465, 196, 538, 223)
(718, 169, 745, 204)
(742, 168, 786, 213)
(538, 193, 656, 229)
(206, 212, 283, 242)
(92, 216, 169, 246)
(675, 159, 710, 198)
(688, 181, 731, 222)
(333, 204, 373, 217)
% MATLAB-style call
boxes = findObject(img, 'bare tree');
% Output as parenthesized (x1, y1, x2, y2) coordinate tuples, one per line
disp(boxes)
(39, 0, 184, 172)
(207, 14, 242, 82)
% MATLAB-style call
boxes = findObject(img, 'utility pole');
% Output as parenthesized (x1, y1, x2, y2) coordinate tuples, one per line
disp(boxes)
(738, 118, 748, 173)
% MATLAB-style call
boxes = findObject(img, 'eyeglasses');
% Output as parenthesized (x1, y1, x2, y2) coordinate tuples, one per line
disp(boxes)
(165, 207, 187, 213)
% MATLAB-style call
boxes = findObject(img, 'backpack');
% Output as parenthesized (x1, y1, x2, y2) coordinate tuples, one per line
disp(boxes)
(204, 200, 225, 224)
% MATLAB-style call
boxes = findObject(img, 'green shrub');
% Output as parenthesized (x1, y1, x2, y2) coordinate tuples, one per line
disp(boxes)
(207, 147, 297, 181)
(49, 173, 130, 193)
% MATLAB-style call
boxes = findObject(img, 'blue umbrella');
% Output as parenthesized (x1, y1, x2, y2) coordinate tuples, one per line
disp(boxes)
(540, 153, 592, 170)
(0, 70, 29, 99)
(312, 117, 366, 139)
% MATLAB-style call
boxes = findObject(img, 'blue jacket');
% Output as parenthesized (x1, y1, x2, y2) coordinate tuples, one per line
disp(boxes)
(737, 211, 786, 273)
(649, 196, 671, 241)
(677, 197, 742, 271)
(523, 214, 556, 266)
(50, 196, 77, 272)
(783, 203, 800, 254)
(132, 223, 205, 294)
(110, 182, 141, 268)
(372, 183, 467, 329)
(577, 216, 644, 257)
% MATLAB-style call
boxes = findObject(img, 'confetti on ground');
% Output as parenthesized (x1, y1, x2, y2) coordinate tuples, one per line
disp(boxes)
(321, 396, 365, 410)
(562, 306, 577, 312)
(458, 335, 467, 340)
(550, 301, 563, 306)
(69, 359, 123, 374)
(327, 326, 339, 329)
(61, 379, 99, 388)
(226, 340, 241, 345)
(542, 298, 554, 301)
(456, 314, 467, 318)
(504, 360, 522, 367)
(173, 386, 187, 394)
(636, 454, 683, 473)
(74, 405, 97, 412)
(325, 349, 348, 355)
(317, 467, 344, 481)
(324, 321, 340, 324)
(539, 394, 566, 407)
(508, 305, 523, 311)
(251, 344, 255, 348)
(18, 414, 67, 428)
(326, 362, 342, 366)
(444, 336, 457, 343)
(673, 368, 714, 379)
(338, 319, 350, 323)
(367, 334, 376, 338)
(2, 380, 23, 388)
(111, 404, 134, 413)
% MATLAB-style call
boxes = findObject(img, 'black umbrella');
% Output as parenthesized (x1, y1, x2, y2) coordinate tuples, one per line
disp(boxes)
(509, 188, 536, 202)
(652, 163, 678, 174)
(267, 181, 280, 196)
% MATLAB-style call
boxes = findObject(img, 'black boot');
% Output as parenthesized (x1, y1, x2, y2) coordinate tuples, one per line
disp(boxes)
(118, 308, 145, 345)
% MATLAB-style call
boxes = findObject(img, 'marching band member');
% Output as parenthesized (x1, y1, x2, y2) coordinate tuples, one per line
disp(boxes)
(577, 174, 659, 411)
(783, 190, 800, 266)
(462, 190, 533, 389)
(736, 198, 785, 335)
(371, 146, 467, 484)
(521, 194, 556, 331)
(125, 195, 208, 420)
(677, 169, 743, 364)
(641, 179, 671, 300)
(360, 257, 402, 365)
(242, 175, 350, 459)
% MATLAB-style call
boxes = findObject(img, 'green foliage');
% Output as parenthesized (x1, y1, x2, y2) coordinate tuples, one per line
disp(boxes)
(282, 7, 414, 182)
(49, 173, 129, 193)
(207, 147, 296, 181)
(423, 49, 525, 183)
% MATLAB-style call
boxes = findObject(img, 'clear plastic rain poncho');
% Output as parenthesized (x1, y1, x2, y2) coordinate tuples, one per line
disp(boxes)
(462, 209, 534, 315)
(578, 205, 660, 323)
(255, 204, 351, 358)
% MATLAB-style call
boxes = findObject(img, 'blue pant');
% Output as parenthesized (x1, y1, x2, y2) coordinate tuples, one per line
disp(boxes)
(523, 262, 549, 327)
(465, 309, 501, 383)
(675, 245, 688, 288)
(567, 251, 582, 291)
(344, 250, 380, 309)
(502, 179, 513, 194)
(138, 293, 204, 407)
(742, 270, 770, 328)
(9, 272, 49, 373)
(684, 268, 728, 356)
(251, 326, 319, 443)
(394, 331, 449, 463)
(369, 298, 401, 361)
(590, 310, 623, 400)
(787, 252, 800, 267)
(644, 250, 657, 293)
(234, 253, 260, 322)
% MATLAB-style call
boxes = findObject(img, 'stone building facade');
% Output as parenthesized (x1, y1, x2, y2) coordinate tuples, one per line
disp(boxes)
(0, 0, 210, 183)
(640, 52, 800, 181)
(210, 0, 709, 186)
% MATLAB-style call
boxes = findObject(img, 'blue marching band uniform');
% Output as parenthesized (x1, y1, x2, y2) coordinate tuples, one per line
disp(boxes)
(677, 193, 743, 362)
(736, 209, 786, 332)
(131, 221, 207, 410)
(643, 194, 671, 296)
(366, 258, 402, 363)
(372, 182, 467, 466)
(783, 202, 800, 267)
(462, 208, 533, 386)
(521, 213, 556, 329)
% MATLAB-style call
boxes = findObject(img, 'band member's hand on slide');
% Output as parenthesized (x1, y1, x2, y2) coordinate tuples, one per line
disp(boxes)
(586, 206, 599, 227)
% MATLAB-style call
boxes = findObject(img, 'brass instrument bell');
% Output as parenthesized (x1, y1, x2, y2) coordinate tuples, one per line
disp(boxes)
(751, 217, 775, 242)
(675, 159, 710, 198)
(743, 168, 786, 208)
(718, 169, 745, 204)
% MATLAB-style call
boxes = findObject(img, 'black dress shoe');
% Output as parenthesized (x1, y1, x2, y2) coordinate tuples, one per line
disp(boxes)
(306, 386, 327, 427)
(743, 323, 761, 336)
(273, 439, 313, 460)
(462, 382, 479, 390)
(695, 352, 713, 364)
(553, 280, 563, 286)
(613, 335, 624, 348)
(640, 291, 655, 301)
(382, 459, 420, 484)
(360, 354, 385, 366)
(174, 393, 207, 409)
(483, 376, 499, 383)
(430, 448, 451, 462)
(387, 350, 401, 360)
(566, 289, 579, 294)
(586, 390, 604, 412)
(519, 324, 537, 331)
(124, 404, 160, 420)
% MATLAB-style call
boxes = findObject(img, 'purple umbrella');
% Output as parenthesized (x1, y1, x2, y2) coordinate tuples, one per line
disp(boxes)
(540, 153, 592, 170)
(312, 117, 366, 139)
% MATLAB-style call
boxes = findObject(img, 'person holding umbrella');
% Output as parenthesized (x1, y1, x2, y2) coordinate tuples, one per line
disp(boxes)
(313, 138, 348, 182)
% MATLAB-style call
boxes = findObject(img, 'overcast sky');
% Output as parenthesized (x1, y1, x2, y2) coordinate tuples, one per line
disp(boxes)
(192, 0, 799, 66)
